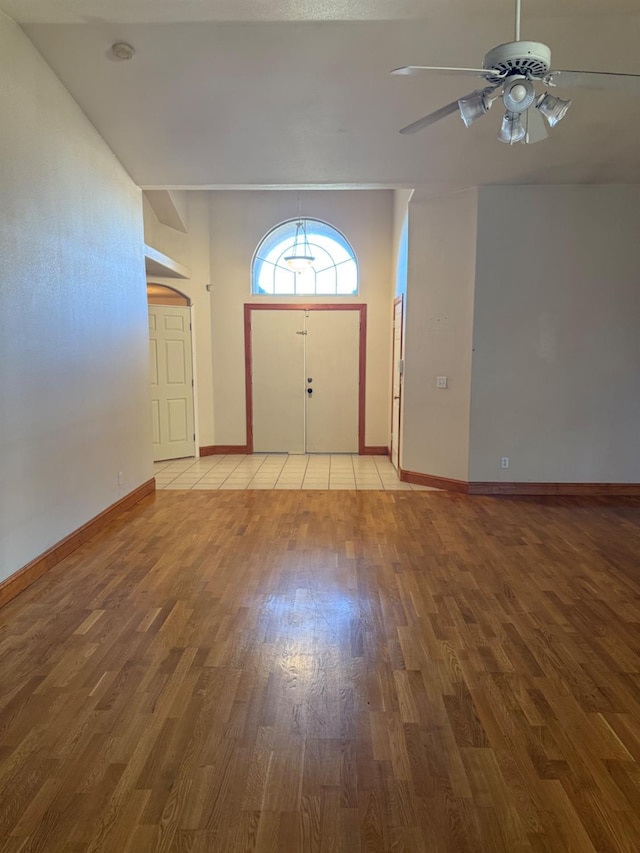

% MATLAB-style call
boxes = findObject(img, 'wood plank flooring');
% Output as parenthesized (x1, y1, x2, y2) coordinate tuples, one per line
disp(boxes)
(1, 490, 640, 852)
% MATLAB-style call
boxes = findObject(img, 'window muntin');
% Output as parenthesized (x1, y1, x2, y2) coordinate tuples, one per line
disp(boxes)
(252, 219, 358, 296)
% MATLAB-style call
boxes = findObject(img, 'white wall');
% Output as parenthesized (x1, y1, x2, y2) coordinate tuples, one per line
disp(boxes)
(208, 190, 394, 448)
(470, 185, 640, 483)
(402, 189, 477, 480)
(0, 14, 152, 582)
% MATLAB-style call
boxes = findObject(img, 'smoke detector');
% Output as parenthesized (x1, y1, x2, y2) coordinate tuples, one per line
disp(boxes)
(111, 43, 135, 61)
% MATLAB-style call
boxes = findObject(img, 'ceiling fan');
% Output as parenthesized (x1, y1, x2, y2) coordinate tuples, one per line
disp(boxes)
(392, 0, 640, 144)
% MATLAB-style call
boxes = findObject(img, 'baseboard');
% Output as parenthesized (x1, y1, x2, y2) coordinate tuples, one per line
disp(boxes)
(0, 478, 156, 610)
(469, 482, 640, 496)
(200, 445, 251, 456)
(400, 470, 469, 493)
(399, 469, 640, 496)
(201, 445, 388, 457)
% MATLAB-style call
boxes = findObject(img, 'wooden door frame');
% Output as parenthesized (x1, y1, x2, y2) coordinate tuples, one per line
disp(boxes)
(244, 303, 383, 455)
(390, 295, 404, 469)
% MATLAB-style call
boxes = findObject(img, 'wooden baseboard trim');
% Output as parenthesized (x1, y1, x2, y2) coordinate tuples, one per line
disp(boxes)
(469, 482, 640, 496)
(0, 478, 156, 610)
(202, 445, 388, 457)
(400, 470, 469, 493)
(200, 445, 251, 456)
(400, 470, 640, 496)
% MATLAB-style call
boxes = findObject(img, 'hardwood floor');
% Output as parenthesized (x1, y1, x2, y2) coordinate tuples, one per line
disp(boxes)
(1, 490, 640, 852)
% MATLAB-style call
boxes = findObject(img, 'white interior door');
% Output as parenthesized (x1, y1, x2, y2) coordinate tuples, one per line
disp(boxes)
(250, 308, 360, 453)
(149, 305, 195, 461)
(252, 310, 306, 453)
(390, 297, 403, 470)
(305, 310, 359, 453)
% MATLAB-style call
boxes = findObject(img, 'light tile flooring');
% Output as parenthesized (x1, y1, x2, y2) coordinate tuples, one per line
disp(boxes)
(154, 454, 436, 491)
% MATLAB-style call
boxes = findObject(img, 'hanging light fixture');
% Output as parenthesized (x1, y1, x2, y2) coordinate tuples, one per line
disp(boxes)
(284, 194, 315, 272)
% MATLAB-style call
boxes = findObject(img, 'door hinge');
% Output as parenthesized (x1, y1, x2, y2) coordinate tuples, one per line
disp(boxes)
(192, 379, 194, 387)
(193, 433, 196, 441)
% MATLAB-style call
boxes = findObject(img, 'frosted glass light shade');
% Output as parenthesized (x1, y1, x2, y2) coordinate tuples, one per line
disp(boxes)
(458, 92, 490, 127)
(497, 112, 526, 144)
(284, 255, 315, 272)
(537, 93, 572, 127)
(502, 77, 536, 113)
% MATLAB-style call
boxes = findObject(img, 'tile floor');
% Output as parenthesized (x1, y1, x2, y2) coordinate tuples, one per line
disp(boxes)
(154, 454, 436, 491)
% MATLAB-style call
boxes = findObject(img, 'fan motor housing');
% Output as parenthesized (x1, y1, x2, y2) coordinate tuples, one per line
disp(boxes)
(483, 41, 551, 83)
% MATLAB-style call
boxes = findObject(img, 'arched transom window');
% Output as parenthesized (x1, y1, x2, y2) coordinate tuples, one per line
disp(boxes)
(252, 219, 358, 296)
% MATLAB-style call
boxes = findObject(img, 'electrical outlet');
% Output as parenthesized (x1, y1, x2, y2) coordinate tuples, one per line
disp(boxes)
(501, 457, 510, 469)
(436, 376, 448, 389)
(117, 471, 124, 486)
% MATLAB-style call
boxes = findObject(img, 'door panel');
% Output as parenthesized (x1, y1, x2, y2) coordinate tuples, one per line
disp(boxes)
(252, 310, 306, 453)
(305, 310, 359, 453)
(166, 340, 187, 383)
(148, 305, 195, 461)
(168, 398, 189, 441)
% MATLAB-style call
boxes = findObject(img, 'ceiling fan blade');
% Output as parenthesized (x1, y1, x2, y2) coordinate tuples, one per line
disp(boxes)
(399, 100, 461, 134)
(546, 69, 640, 94)
(399, 85, 500, 135)
(523, 107, 549, 144)
(391, 65, 503, 78)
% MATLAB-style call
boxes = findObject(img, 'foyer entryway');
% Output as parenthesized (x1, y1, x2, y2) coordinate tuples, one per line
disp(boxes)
(153, 454, 437, 491)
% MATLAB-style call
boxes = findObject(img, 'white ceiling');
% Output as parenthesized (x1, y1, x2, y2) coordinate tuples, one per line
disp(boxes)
(4, 0, 640, 190)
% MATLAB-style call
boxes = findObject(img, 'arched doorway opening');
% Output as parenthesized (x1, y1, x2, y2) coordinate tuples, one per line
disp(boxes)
(147, 283, 190, 307)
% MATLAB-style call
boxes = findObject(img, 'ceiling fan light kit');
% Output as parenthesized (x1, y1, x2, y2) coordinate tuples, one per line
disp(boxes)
(458, 91, 492, 127)
(502, 76, 537, 112)
(537, 92, 572, 127)
(498, 112, 526, 145)
(393, 0, 640, 145)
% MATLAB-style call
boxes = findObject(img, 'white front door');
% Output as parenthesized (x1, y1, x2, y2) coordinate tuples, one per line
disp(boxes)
(305, 310, 359, 453)
(250, 308, 360, 454)
(149, 305, 195, 461)
(252, 310, 306, 453)
(390, 297, 403, 470)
